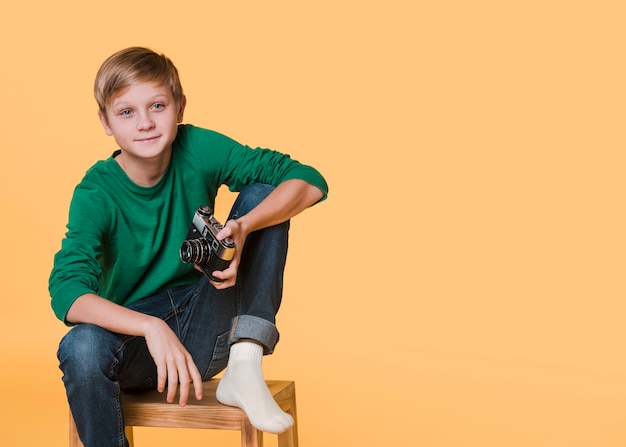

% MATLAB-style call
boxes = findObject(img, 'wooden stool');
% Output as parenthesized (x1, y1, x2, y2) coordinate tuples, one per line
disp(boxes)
(69, 379, 298, 447)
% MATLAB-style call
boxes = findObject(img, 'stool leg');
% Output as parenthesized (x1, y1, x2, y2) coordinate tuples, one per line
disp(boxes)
(277, 414, 298, 447)
(241, 417, 263, 447)
(277, 425, 297, 447)
(278, 385, 299, 447)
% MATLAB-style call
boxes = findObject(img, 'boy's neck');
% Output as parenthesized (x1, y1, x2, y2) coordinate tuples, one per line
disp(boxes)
(115, 149, 171, 187)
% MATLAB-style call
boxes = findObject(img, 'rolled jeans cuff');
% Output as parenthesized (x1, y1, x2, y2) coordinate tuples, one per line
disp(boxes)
(230, 315, 279, 355)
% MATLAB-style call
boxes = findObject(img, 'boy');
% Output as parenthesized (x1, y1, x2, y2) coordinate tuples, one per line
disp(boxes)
(49, 47, 327, 447)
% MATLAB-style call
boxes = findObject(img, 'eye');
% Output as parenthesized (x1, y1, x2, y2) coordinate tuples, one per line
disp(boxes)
(152, 103, 165, 111)
(119, 109, 133, 116)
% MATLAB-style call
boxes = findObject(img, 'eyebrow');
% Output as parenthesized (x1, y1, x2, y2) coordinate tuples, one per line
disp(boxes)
(111, 94, 170, 109)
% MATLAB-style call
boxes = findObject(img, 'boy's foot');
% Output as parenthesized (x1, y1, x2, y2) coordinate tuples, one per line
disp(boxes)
(216, 342, 294, 434)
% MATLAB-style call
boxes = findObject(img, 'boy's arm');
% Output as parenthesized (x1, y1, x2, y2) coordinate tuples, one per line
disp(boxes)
(209, 179, 324, 286)
(236, 179, 323, 232)
(66, 293, 203, 406)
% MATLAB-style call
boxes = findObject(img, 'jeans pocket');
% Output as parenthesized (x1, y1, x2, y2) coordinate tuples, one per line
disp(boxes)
(203, 330, 230, 379)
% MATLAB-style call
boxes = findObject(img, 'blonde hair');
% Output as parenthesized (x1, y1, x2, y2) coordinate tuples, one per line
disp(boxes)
(94, 47, 184, 114)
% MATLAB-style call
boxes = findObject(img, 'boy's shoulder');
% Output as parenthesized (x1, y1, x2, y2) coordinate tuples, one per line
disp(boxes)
(82, 155, 118, 181)
(175, 124, 236, 147)
(73, 154, 126, 199)
(173, 124, 241, 166)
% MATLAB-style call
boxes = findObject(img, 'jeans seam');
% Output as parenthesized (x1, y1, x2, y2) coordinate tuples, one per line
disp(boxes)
(115, 384, 125, 446)
(103, 354, 125, 447)
(166, 289, 182, 337)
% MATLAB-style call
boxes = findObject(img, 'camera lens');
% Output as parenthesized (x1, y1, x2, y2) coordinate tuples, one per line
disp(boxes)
(180, 238, 210, 265)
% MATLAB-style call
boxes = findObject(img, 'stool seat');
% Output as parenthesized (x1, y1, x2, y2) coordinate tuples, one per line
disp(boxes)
(69, 379, 298, 447)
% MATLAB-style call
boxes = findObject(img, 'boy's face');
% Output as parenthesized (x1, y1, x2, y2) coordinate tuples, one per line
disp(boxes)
(99, 81, 186, 163)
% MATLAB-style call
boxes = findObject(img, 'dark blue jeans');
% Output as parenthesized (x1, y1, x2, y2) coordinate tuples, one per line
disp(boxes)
(57, 184, 289, 447)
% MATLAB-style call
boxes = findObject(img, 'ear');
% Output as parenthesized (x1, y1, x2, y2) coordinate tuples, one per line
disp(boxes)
(177, 95, 187, 123)
(98, 110, 114, 136)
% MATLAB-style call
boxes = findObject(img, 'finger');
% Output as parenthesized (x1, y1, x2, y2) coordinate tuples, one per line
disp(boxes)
(189, 360, 204, 401)
(166, 367, 179, 404)
(212, 263, 237, 282)
(211, 277, 234, 289)
(178, 372, 190, 407)
(210, 270, 225, 282)
(155, 361, 167, 394)
(216, 225, 233, 240)
(210, 271, 231, 285)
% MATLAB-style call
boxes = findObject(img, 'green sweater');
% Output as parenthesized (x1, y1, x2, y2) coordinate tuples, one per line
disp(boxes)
(49, 124, 328, 323)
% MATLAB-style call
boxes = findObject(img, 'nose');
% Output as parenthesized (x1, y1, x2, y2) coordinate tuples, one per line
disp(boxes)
(136, 112, 155, 131)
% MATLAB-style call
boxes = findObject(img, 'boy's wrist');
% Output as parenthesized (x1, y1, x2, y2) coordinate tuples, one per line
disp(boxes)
(234, 216, 252, 235)
(139, 314, 167, 337)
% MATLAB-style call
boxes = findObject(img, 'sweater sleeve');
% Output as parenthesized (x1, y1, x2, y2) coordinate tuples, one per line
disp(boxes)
(180, 125, 329, 201)
(49, 183, 108, 324)
(225, 145, 329, 201)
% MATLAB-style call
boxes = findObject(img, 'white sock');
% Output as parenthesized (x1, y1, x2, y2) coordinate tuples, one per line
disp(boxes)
(216, 342, 294, 434)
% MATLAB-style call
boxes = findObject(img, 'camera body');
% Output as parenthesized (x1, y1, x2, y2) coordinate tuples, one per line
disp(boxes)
(180, 206, 235, 282)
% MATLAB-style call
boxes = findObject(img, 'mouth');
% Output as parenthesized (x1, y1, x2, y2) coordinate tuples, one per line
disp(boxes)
(136, 135, 161, 143)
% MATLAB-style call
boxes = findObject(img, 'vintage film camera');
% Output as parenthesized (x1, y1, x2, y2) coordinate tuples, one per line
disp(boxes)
(180, 206, 235, 282)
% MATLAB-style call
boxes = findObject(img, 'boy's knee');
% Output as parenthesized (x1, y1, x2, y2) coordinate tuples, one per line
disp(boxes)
(231, 184, 275, 217)
(58, 325, 120, 377)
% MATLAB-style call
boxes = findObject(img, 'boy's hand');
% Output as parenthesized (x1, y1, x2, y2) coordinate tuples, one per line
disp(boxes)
(142, 318, 203, 406)
(208, 218, 249, 289)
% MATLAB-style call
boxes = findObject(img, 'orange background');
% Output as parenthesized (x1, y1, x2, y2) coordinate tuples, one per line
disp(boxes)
(1, 1, 625, 446)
